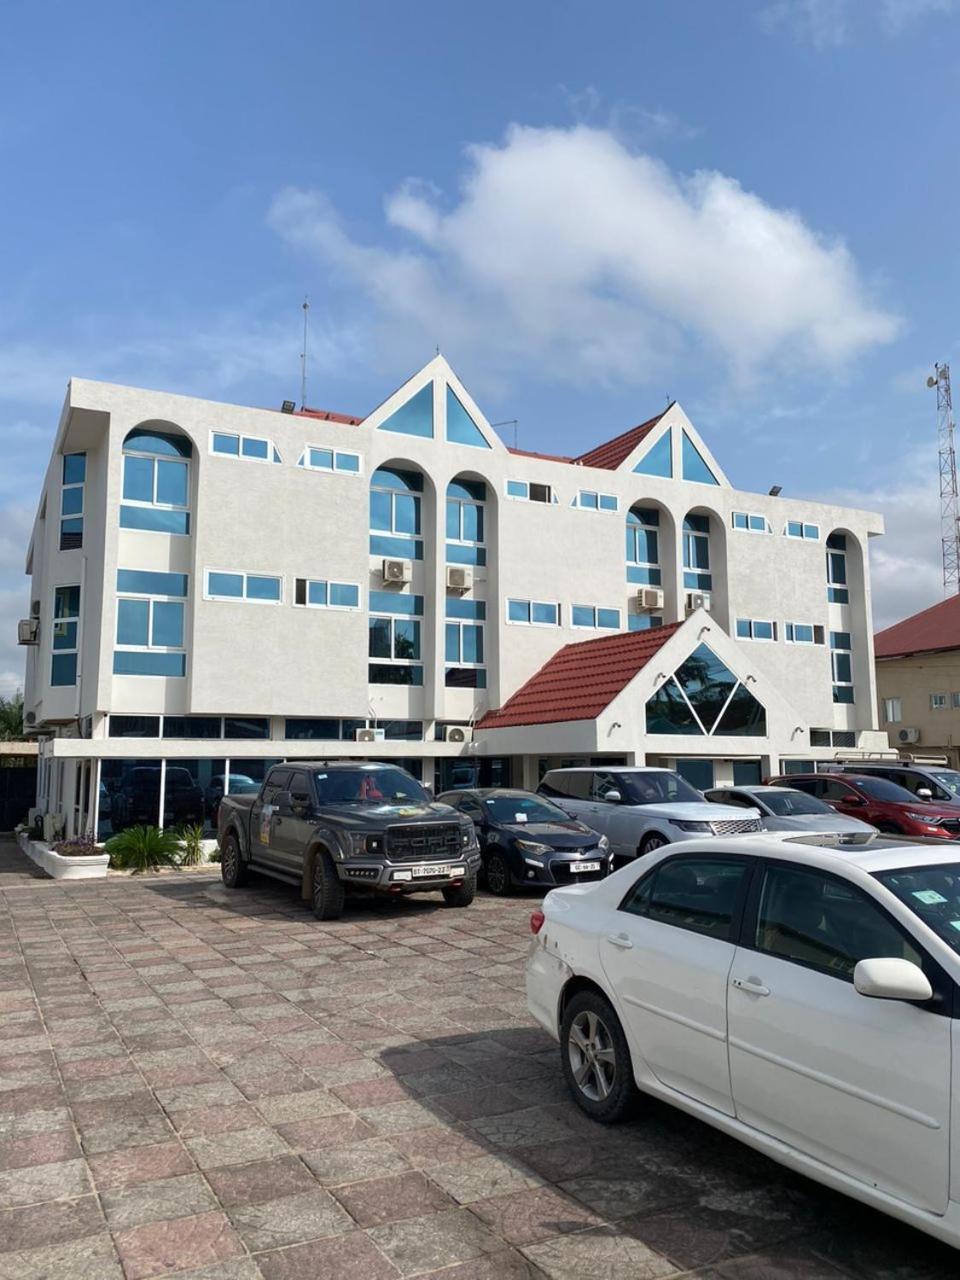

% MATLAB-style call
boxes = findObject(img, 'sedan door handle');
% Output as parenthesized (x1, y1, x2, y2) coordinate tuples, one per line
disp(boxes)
(606, 933, 633, 949)
(731, 977, 770, 997)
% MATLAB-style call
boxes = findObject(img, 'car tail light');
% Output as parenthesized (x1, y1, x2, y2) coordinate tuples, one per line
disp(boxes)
(530, 909, 545, 935)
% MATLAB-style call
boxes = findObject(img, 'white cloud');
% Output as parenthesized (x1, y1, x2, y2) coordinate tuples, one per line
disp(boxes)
(269, 125, 898, 392)
(761, 0, 954, 45)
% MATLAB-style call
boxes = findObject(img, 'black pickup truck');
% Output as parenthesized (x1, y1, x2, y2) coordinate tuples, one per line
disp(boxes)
(217, 761, 481, 919)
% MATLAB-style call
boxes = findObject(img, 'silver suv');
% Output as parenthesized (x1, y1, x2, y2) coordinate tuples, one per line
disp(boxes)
(538, 766, 761, 858)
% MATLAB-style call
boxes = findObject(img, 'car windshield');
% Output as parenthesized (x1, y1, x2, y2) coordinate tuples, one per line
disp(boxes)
(874, 864, 960, 956)
(483, 795, 570, 824)
(227, 776, 259, 793)
(854, 777, 922, 804)
(927, 771, 960, 798)
(762, 790, 832, 816)
(618, 772, 704, 805)
(313, 768, 430, 805)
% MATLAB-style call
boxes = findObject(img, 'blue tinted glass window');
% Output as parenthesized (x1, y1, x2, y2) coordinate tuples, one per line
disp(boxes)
(370, 490, 393, 531)
(579, 491, 599, 509)
(827, 533, 847, 550)
(732, 512, 749, 530)
(335, 452, 360, 473)
(309, 448, 334, 469)
(830, 631, 852, 650)
(125, 429, 192, 457)
(803, 524, 819, 539)
(446, 500, 460, 540)
(629, 614, 663, 632)
(461, 503, 482, 543)
(599, 495, 618, 512)
(307, 580, 328, 606)
(372, 467, 423, 492)
(446, 386, 490, 448)
(63, 453, 86, 484)
(736, 619, 751, 638)
(628, 507, 660, 526)
(51, 653, 78, 686)
(369, 618, 392, 658)
(828, 552, 847, 584)
(61, 486, 83, 516)
(833, 685, 855, 704)
(532, 602, 558, 625)
(380, 383, 434, 438)
(449, 478, 486, 502)
(446, 598, 485, 620)
(123, 455, 154, 502)
(597, 608, 620, 629)
(682, 431, 719, 485)
(394, 619, 420, 659)
(794, 624, 814, 643)
(684, 514, 709, 533)
(508, 600, 530, 623)
(156, 459, 188, 506)
(120, 506, 189, 534)
(212, 433, 240, 455)
(208, 572, 243, 598)
(117, 570, 188, 597)
(753, 621, 774, 640)
(52, 620, 77, 650)
(749, 515, 767, 532)
(152, 601, 184, 647)
(633, 431, 672, 478)
(54, 586, 80, 617)
(246, 575, 281, 601)
(506, 480, 527, 498)
(368, 592, 423, 616)
(572, 605, 594, 627)
(117, 599, 150, 646)
(684, 532, 710, 570)
(445, 624, 459, 663)
(446, 544, 486, 566)
(394, 493, 420, 536)
(462, 624, 483, 663)
(241, 437, 269, 460)
(330, 583, 359, 608)
(787, 520, 803, 537)
(113, 651, 186, 677)
(369, 534, 424, 560)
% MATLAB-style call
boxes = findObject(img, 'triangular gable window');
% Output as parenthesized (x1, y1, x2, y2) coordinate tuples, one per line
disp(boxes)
(633, 430, 672, 478)
(379, 384, 434, 439)
(681, 431, 719, 485)
(446, 387, 490, 449)
(645, 643, 766, 737)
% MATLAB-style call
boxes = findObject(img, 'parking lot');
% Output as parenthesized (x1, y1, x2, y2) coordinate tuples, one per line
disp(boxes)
(1, 837, 957, 1280)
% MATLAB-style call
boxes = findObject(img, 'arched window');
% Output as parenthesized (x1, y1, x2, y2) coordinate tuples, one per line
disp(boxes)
(120, 428, 192, 535)
(446, 478, 486, 566)
(826, 533, 848, 603)
(369, 467, 423, 561)
(626, 506, 661, 585)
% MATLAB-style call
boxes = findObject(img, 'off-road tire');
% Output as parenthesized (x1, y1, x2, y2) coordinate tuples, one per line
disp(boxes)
(220, 833, 248, 889)
(311, 850, 346, 921)
(639, 832, 668, 856)
(442, 873, 477, 908)
(560, 989, 640, 1123)
(484, 852, 511, 896)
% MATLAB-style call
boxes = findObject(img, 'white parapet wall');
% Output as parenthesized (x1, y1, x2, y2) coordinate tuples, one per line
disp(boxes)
(16, 831, 110, 880)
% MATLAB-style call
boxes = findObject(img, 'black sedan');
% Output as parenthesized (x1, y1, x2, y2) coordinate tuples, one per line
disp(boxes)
(437, 788, 612, 894)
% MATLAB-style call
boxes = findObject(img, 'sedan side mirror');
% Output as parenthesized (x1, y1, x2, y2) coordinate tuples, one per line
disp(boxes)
(854, 957, 932, 1003)
(602, 789, 622, 804)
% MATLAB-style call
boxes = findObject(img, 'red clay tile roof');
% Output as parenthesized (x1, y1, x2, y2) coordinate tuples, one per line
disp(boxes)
(572, 407, 670, 471)
(477, 623, 682, 730)
(875, 594, 960, 660)
(296, 407, 364, 425)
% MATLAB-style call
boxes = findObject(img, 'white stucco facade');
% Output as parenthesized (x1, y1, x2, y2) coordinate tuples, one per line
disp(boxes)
(20, 356, 889, 838)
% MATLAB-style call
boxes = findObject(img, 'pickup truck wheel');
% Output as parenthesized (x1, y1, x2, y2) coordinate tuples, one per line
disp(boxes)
(220, 834, 248, 888)
(311, 851, 346, 921)
(639, 832, 668, 856)
(442, 873, 476, 908)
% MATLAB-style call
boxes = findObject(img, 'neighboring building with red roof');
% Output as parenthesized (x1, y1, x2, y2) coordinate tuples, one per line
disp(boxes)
(22, 355, 889, 837)
(875, 596, 960, 765)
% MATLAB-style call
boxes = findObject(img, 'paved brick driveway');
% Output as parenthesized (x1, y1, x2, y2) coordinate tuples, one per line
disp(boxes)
(0, 836, 957, 1280)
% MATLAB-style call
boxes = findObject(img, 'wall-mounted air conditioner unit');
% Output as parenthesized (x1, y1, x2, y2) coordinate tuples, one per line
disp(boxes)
(636, 588, 664, 612)
(24, 711, 37, 727)
(355, 728, 386, 743)
(898, 727, 921, 744)
(17, 618, 39, 645)
(685, 592, 712, 615)
(443, 725, 473, 744)
(30, 600, 41, 618)
(381, 558, 411, 585)
(446, 566, 473, 592)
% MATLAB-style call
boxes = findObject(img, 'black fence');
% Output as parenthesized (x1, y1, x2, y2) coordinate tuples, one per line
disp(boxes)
(0, 759, 37, 831)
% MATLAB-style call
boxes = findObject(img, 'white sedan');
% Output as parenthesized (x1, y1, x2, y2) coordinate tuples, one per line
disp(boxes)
(526, 835, 960, 1248)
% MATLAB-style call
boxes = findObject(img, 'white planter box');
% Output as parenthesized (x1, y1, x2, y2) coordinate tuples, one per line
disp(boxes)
(17, 832, 110, 880)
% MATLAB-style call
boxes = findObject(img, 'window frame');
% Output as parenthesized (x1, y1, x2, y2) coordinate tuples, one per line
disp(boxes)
(617, 852, 756, 944)
(883, 697, 902, 724)
(115, 596, 185, 654)
(204, 569, 284, 605)
(446, 494, 485, 547)
(784, 622, 825, 645)
(785, 520, 821, 541)
(504, 479, 554, 505)
(370, 484, 422, 539)
(369, 614, 422, 665)
(505, 598, 561, 627)
(731, 511, 769, 534)
(445, 619, 484, 668)
(574, 489, 619, 513)
(209, 431, 281, 465)
(931, 693, 948, 711)
(299, 444, 362, 475)
(51, 583, 81, 687)
(120, 445, 191, 535)
(735, 618, 777, 642)
(293, 578, 361, 611)
(571, 604, 622, 631)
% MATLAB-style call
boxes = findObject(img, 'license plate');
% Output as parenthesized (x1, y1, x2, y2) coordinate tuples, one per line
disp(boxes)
(412, 864, 450, 878)
(570, 861, 601, 873)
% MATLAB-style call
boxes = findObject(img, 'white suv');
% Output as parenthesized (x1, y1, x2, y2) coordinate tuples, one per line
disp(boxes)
(538, 766, 761, 858)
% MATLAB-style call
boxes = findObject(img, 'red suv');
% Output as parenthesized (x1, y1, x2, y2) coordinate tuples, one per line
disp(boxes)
(768, 773, 960, 840)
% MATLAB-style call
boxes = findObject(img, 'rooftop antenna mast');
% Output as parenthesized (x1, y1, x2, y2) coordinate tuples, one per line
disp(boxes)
(300, 297, 310, 409)
(492, 419, 519, 449)
(929, 363, 960, 594)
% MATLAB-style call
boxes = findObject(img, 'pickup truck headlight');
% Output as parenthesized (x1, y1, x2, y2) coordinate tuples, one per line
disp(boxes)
(515, 839, 552, 856)
(460, 825, 476, 847)
(672, 820, 714, 834)
(347, 833, 384, 856)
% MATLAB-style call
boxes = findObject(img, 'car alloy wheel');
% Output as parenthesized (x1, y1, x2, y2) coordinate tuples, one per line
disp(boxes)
(485, 852, 510, 895)
(640, 832, 667, 856)
(568, 1008, 617, 1102)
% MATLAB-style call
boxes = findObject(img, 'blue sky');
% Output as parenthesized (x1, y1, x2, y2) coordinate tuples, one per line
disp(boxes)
(0, 0, 956, 693)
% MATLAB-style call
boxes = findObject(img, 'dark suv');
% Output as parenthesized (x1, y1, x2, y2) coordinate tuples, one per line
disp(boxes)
(769, 772, 960, 840)
(218, 762, 481, 918)
(834, 762, 960, 806)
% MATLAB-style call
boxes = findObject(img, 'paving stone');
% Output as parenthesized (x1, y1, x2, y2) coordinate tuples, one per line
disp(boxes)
(429, 1154, 545, 1204)
(89, 1139, 195, 1191)
(204, 1155, 318, 1208)
(254, 1229, 400, 1279)
(227, 1187, 353, 1250)
(277, 1111, 374, 1151)
(387, 1125, 488, 1169)
(302, 1137, 412, 1185)
(254, 1088, 348, 1124)
(0, 1128, 81, 1170)
(522, 1225, 679, 1279)
(100, 1172, 219, 1229)
(333, 1170, 455, 1226)
(369, 1207, 503, 1276)
(470, 1184, 603, 1245)
(113, 1209, 244, 1280)
(0, 1194, 105, 1253)
(184, 1123, 291, 1169)
(0, 1232, 123, 1279)
(0, 1156, 90, 1207)
(80, 1112, 174, 1156)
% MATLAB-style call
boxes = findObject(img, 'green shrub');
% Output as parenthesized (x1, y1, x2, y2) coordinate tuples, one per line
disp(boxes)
(177, 823, 206, 866)
(105, 825, 182, 874)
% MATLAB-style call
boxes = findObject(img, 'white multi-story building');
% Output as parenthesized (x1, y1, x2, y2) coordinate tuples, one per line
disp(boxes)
(20, 355, 888, 839)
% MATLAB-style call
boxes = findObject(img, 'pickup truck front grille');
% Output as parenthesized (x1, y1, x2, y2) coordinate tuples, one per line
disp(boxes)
(709, 818, 762, 836)
(386, 823, 462, 863)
